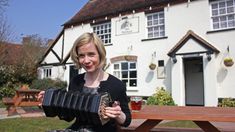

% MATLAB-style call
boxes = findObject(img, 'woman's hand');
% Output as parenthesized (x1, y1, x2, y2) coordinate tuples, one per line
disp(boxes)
(37, 91, 45, 106)
(104, 101, 126, 125)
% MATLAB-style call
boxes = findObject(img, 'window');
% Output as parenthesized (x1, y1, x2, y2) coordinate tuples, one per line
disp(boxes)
(44, 67, 52, 78)
(146, 11, 165, 38)
(93, 22, 111, 44)
(113, 62, 137, 87)
(211, 0, 235, 30)
(158, 60, 164, 67)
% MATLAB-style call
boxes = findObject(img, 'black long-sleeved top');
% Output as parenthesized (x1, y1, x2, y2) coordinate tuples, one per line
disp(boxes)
(67, 73, 131, 131)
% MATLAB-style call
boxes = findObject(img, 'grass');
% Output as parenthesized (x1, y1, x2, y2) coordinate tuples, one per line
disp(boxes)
(0, 117, 72, 132)
(0, 117, 198, 132)
(158, 120, 198, 128)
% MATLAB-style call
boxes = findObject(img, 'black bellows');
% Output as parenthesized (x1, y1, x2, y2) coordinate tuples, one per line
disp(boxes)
(42, 88, 112, 126)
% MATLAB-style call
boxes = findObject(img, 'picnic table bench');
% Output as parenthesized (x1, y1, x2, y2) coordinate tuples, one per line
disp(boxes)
(119, 105, 235, 132)
(2, 89, 41, 116)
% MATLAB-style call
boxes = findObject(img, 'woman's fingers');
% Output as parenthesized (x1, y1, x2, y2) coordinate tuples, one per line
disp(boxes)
(104, 103, 122, 118)
(37, 91, 45, 106)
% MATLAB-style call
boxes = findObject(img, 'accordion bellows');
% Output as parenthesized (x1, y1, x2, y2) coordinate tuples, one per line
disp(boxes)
(42, 88, 112, 126)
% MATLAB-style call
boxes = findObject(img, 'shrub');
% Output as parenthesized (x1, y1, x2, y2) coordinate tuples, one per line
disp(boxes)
(0, 82, 19, 99)
(147, 87, 176, 106)
(218, 98, 235, 107)
(30, 78, 67, 90)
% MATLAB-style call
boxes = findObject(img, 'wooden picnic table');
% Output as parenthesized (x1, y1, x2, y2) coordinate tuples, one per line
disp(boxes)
(120, 105, 235, 132)
(2, 89, 41, 115)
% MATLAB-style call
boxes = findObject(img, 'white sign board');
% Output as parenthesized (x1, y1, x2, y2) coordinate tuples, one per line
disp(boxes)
(115, 17, 139, 35)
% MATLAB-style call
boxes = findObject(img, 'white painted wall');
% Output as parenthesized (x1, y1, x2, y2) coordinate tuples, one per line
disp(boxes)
(39, 0, 235, 106)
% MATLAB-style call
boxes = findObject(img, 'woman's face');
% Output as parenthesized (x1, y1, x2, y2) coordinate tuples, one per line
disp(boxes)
(77, 42, 100, 73)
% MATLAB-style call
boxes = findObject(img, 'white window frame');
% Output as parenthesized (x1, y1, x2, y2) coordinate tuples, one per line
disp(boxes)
(43, 67, 52, 78)
(93, 22, 111, 45)
(113, 61, 137, 87)
(146, 11, 165, 39)
(210, 0, 235, 30)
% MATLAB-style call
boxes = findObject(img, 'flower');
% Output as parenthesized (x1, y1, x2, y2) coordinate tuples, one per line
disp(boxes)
(224, 57, 234, 67)
(224, 57, 233, 62)
(149, 63, 156, 70)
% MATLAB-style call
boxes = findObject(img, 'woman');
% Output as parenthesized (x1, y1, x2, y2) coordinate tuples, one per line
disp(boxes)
(38, 32, 131, 131)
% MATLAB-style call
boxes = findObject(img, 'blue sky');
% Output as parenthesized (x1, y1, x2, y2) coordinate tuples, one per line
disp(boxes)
(5, 0, 88, 42)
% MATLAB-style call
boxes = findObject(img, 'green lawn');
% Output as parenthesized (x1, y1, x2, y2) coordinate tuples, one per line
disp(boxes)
(0, 117, 198, 132)
(0, 117, 72, 132)
(158, 120, 198, 128)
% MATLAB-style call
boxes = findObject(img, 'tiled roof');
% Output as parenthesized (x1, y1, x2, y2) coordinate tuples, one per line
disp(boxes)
(64, 0, 191, 27)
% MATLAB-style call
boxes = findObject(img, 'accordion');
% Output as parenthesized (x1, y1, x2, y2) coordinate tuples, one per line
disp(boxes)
(42, 88, 112, 126)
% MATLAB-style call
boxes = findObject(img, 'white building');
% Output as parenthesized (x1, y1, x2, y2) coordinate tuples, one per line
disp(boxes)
(38, 0, 235, 106)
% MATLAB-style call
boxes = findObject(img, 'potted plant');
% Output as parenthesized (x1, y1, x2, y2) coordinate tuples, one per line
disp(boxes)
(149, 63, 156, 70)
(224, 57, 234, 67)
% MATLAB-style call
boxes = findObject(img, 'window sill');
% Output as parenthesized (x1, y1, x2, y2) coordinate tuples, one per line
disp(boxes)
(127, 87, 139, 92)
(141, 36, 168, 42)
(206, 28, 235, 34)
(104, 43, 113, 46)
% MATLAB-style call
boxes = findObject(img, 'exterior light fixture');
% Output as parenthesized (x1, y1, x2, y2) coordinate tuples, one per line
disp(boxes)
(172, 56, 177, 63)
(207, 53, 211, 61)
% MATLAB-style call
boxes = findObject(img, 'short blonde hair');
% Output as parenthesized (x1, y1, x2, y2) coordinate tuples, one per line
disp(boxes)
(70, 32, 106, 69)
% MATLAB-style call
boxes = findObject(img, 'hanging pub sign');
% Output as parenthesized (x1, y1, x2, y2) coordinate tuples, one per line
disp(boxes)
(115, 16, 139, 35)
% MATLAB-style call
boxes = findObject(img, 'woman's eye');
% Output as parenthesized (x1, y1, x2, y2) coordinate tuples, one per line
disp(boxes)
(88, 53, 96, 57)
(78, 54, 85, 58)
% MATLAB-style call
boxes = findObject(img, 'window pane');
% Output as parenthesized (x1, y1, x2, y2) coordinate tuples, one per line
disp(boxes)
(213, 17, 219, 22)
(130, 63, 136, 69)
(130, 71, 137, 78)
(219, 8, 226, 14)
(122, 71, 128, 78)
(114, 71, 120, 78)
(213, 22, 220, 29)
(212, 3, 218, 9)
(130, 80, 137, 86)
(227, 7, 234, 13)
(122, 80, 128, 86)
(212, 9, 218, 16)
(227, 0, 233, 6)
(219, 2, 225, 8)
(121, 63, 128, 70)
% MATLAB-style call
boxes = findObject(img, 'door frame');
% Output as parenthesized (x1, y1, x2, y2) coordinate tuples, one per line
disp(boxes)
(183, 56, 205, 106)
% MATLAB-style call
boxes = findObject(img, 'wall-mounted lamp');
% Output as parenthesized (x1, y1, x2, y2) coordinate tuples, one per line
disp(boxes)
(62, 65, 66, 70)
(207, 53, 211, 61)
(172, 56, 177, 63)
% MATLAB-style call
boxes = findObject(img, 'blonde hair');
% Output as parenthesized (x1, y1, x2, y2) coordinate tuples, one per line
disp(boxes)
(70, 32, 106, 69)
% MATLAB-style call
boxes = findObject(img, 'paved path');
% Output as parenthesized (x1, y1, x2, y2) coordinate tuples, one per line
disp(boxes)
(0, 107, 45, 119)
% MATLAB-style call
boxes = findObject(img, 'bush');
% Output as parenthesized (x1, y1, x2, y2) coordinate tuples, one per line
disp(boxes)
(147, 87, 176, 106)
(218, 98, 235, 107)
(30, 78, 67, 90)
(0, 82, 19, 99)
